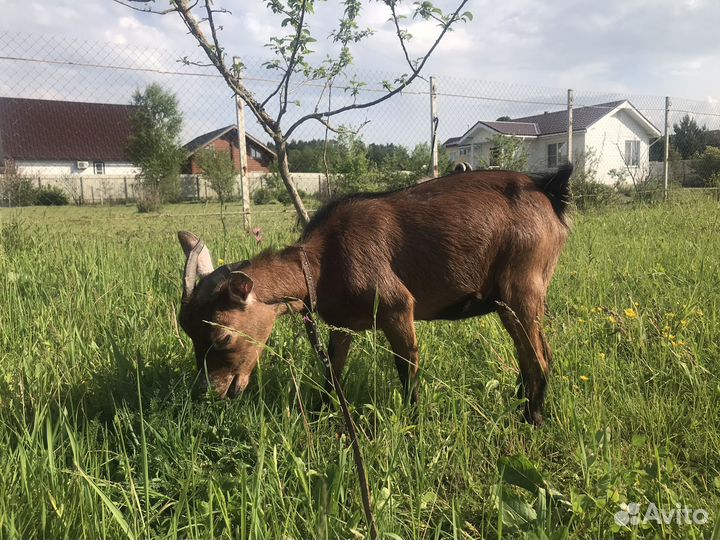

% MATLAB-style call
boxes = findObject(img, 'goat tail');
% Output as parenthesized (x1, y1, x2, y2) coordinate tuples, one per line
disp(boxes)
(533, 162, 573, 220)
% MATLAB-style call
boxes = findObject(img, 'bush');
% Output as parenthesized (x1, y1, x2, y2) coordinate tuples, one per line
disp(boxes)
(571, 176, 618, 211)
(691, 146, 720, 186)
(629, 176, 666, 204)
(252, 188, 275, 205)
(34, 186, 69, 206)
(135, 188, 163, 213)
(1, 177, 37, 206)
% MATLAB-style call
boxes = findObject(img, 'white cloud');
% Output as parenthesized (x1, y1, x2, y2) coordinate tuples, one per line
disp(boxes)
(3, 0, 720, 140)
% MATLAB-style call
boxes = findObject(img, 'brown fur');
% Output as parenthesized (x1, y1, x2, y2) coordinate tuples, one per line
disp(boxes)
(178, 165, 572, 424)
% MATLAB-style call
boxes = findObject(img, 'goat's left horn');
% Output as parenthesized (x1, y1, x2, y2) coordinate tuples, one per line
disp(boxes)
(178, 231, 215, 300)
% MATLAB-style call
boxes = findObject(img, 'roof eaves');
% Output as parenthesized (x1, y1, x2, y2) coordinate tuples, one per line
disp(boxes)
(457, 121, 501, 144)
(245, 132, 277, 157)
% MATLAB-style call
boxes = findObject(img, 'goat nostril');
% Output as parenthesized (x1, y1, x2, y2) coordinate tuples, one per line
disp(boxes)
(225, 374, 243, 399)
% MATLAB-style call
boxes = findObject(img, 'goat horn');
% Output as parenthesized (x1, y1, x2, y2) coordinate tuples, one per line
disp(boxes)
(182, 238, 205, 301)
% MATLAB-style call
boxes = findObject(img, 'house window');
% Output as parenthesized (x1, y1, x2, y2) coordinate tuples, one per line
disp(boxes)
(249, 146, 263, 161)
(459, 146, 470, 157)
(94, 161, 105, 175)
(625, 140, 640, 167)
(547, 142, 566, 168)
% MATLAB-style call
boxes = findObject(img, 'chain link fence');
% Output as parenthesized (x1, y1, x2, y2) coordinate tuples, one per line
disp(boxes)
(1, 30, 719, 211)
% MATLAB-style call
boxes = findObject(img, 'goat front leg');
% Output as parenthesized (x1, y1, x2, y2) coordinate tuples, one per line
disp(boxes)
(382, 307, 420, 405)
(322, 329, 353, 402)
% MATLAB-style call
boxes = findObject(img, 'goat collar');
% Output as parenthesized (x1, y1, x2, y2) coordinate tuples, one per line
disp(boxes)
(298, 246, 317, 313)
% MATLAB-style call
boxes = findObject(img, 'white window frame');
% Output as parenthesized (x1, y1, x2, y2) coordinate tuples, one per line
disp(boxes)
(547, 142, 566, 168)
(93, 161, 105, 175)
(459, 146, 470, 157)
(624, 140, 640, 167)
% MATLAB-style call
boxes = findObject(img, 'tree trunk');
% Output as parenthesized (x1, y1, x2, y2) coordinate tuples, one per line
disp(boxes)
(276, 140, 310, 226)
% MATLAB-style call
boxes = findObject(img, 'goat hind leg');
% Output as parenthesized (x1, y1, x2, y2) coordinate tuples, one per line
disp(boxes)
(382, 310, 420, 405)
(322, 329, 353, 403)
(498, 297, 551, 425)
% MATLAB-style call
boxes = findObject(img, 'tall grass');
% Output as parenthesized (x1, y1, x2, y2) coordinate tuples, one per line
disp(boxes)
(0, 197, 718, 539)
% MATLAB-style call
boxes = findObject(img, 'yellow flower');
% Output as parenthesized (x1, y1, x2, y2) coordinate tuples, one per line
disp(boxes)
(607, 315, 617, 324)
(217, 258, 225, 265)
(666, 311, 676, 319)
(580, 375, 590, 382)
(624, 308, 638, 319)
(680, 319, 689, 328)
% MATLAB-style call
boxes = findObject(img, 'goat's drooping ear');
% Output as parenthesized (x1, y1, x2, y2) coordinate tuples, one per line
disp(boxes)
(228, 271, 254, 304)
(178, 231, 215, 300)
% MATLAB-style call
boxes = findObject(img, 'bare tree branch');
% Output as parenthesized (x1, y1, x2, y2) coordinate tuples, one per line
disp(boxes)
(284, 0, 470, 138)
(112, 0, 181, 15)
(279, 0, 309, 122)
(388, 1, 415, 73)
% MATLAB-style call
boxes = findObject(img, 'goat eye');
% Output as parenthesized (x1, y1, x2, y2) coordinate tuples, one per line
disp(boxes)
(215, 334, 232, 348)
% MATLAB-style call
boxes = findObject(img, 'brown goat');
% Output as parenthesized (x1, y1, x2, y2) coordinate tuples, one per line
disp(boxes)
(177, 164, 573, 424)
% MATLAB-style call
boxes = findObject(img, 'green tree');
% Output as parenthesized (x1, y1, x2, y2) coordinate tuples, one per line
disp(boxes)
(672, 114, 706, 159)
(126, 83, 185, 211)
(477, 135, 528, 171)
(331, 131, 374, 195)
(196, 147, 236, 206)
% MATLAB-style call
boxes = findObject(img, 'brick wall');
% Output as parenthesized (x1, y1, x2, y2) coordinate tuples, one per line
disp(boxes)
(186, 132, 273, 174)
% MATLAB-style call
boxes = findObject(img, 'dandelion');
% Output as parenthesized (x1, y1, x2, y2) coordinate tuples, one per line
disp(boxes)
(607, 315, 617, 324)
(624, 307, 638, 319)
(681, 319, 689, 328)
(598, 352, 606, 360)
(217, 258, 225, 266)
(580, 375, 590, 382)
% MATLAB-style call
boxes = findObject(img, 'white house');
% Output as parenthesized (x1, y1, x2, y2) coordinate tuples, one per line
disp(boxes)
(0, 97, 138, 177)
(444, 100, 661, 184)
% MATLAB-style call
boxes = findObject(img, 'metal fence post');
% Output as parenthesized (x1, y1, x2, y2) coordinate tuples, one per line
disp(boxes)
(430, 76, 439, 177)
(567, 89, 574, 165)
(79, 177, 85, 205)
(664, 96, 671, 200)
(123, 176, 129, 204)
(234, 56, 251, 231)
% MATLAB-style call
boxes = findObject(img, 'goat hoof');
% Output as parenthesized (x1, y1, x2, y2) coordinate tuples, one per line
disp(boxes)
(524, 410, 544, 426)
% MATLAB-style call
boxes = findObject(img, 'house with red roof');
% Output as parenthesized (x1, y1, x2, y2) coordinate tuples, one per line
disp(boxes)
(181, 125, 275, 175)
(0, 97, 139, 177)
(443, 100, 661, 184)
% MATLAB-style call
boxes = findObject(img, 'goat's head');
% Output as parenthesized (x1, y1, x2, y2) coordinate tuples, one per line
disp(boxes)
(177, 231, 278, 398)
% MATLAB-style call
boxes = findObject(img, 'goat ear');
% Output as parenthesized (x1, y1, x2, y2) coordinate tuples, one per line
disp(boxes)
(228, 271, 254, 304)
(177, 231, 214, 278)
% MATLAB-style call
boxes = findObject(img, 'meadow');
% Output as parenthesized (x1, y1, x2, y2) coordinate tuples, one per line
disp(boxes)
(0, 195, 718, 539)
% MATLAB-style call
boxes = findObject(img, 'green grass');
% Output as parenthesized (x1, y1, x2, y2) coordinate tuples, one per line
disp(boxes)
(0, 196, 718, 539)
